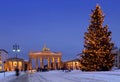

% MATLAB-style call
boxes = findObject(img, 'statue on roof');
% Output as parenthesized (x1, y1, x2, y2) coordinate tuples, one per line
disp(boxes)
(42, 44, 50, 51)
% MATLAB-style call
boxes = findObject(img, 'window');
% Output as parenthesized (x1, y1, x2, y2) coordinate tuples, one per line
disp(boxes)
(0, 56, 1, 60)
(0, 66, 2, 70)
(0, 61, 2, 64)
(13, 61, 17, 66)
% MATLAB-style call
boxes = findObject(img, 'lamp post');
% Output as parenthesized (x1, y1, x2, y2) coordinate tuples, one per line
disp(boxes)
(13, 44, 20, 69)
(13, 44, 20, 58)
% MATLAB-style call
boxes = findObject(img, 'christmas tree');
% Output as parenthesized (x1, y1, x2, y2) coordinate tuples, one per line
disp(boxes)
(80, 4, 114, 71)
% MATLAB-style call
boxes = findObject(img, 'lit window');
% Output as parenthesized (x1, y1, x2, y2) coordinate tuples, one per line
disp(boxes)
(0, 61, 2, 64)
(0, 56, 1, 60)
(0, 66, 2, 70)
(13, 61, 17, 66)
(19, 62, 22, 67)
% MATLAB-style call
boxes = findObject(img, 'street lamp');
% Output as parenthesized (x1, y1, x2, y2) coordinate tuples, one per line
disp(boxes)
(13, 44, 20, 58)
(12, 44, 20, 70)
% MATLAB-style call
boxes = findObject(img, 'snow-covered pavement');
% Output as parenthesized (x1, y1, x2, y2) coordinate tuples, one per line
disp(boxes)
(1, 70, 120, 82)
(28, 70, 120, 82)
(0, 71, 25, 82)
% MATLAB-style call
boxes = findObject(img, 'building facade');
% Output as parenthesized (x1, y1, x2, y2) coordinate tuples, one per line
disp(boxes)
(0, 49, 8, 71)
(111, 47, 120, 68)
(5, 57, 25, 71)
(64, 59, 81, 70)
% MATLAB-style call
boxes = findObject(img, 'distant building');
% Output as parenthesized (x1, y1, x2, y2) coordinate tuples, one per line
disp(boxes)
(0, 49, 8, 71)
(64, 59, 81, 70)
(63, 53, 82, 70)
(5, 57, 25, 71)
(111, 47, 120, 68)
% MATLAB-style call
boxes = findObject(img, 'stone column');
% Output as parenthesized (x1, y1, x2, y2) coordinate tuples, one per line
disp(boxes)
(40, 57, 43, 69)
(73, 62, 74, 70)
(22, 61, 24, 71)
(57, 57, 61, 69)
(16, 60, 18, 68)
(35, 58, 38, 70)
(12, 61, 13, 71)
(7, 61, 9, 71)
(52, 57, 56, 69)
(47, 57, 51, 69)
(34, 58, 38, 70)
(29, 58, 32, 70)
(18, 61, 19, 70)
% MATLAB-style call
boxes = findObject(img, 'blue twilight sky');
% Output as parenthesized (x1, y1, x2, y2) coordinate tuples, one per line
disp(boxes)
(0, 0, 120, 60)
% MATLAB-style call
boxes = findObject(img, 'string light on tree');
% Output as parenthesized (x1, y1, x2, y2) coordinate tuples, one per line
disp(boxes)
(80, 4, 114, 71)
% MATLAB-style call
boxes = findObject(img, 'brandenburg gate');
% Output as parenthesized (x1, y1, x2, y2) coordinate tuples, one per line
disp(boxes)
(28, 45, 62, 70)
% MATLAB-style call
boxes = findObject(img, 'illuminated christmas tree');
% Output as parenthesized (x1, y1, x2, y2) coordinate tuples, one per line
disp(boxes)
(80, 4, 114, 71)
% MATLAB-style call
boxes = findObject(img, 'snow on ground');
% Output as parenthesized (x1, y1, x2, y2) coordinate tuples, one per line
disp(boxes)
(1, 70, 120, 82)
(0, 71, 25, 82)
(0, 72, 14, 79)
(28, 70, 120, 82)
